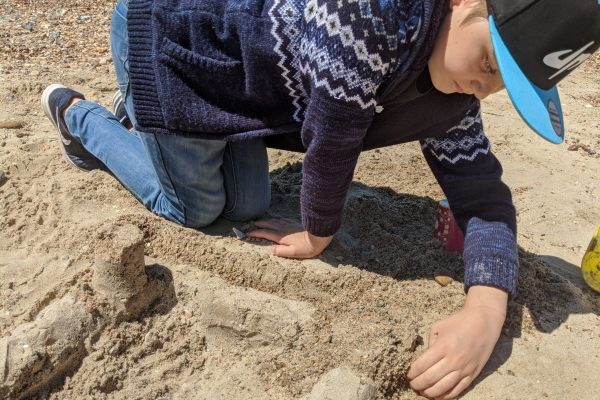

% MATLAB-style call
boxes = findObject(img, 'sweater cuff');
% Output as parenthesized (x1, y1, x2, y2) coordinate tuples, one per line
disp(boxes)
(302, 214, 341, 238)
(463, 217, 519, 295)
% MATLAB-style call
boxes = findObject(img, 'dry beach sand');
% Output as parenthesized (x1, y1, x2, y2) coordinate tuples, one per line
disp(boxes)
(1, 1, 599, 399)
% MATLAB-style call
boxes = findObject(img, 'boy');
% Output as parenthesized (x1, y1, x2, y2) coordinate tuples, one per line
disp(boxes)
(41, 0, 599, 398)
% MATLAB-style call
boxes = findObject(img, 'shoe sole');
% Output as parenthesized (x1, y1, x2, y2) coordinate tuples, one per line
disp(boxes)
(41, 84, 90, 172)
(111, 90, 122, 113)
(111, 89, 132, 127)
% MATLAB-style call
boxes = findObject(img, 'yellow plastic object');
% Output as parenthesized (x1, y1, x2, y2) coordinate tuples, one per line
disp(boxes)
(582, 224, 600, 293)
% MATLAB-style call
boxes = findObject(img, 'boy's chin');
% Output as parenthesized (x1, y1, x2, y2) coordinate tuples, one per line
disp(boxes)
(428, 70, 454, 94)
(431, 79, 454, 95)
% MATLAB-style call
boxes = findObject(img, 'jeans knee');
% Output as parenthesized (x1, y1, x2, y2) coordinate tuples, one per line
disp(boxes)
(182, 202, 226, 228)
(154, 195, 225, 229)
(223, 190, 271, 222)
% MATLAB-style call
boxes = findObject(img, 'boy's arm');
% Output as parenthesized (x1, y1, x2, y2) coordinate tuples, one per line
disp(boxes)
(246, 92, 374, 256)
(247, 93, 373, 257)
(250, 0, 409, 253)
(407, 285, 507, 399)
(407, 102, 518, 398)
(420, 104, 519, 294)
(299, 93, 374, 236)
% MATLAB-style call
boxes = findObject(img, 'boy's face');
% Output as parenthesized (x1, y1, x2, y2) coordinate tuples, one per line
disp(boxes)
(428, 0, 504, 100)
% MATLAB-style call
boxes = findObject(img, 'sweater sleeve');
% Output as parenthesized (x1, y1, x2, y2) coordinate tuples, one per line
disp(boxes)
(300, 92, 374, 236)
(296, 0, 419, 236)
(420, 103, 519, 294)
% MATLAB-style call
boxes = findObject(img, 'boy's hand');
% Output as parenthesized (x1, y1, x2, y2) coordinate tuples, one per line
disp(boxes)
(246, 218, 333, 258)
(406, 286, 508, 399)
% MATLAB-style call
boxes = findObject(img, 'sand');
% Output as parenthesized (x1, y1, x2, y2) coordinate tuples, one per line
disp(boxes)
(1, 1, 599, 399)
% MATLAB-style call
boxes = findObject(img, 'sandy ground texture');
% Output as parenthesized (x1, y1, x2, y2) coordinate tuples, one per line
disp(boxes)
(1, 1, 599, 399)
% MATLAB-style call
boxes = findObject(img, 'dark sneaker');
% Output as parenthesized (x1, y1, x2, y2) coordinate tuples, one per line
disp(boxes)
(41, 84, 102, 171)
(111, 90, 131, 128)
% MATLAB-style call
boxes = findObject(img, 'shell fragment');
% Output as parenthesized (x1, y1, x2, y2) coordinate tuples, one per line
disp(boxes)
(232, 227, 246, 240)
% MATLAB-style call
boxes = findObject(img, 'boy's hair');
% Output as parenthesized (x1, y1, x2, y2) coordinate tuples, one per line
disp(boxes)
(461, 0, 489, 26)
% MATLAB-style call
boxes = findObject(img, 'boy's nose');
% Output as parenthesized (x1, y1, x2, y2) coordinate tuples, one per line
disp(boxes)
(470, 80, 494, 100)
(469, 80, 487, 99)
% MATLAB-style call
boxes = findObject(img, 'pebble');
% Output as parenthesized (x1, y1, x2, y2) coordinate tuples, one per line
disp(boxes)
(76, 15, 91, 23)
(309, 367, 376, 400)
(0, 170, 6, 184)
(406, 334, 423, 352)
(0, 120, 24, 129)
(23, 20, 36, 31)
(48, 32, 61, 40)
(434, 275, 453, 287)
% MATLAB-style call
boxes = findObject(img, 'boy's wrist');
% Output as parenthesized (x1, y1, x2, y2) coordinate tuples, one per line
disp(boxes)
(464, 285, 508, 318)
(305, 231, 333, 253)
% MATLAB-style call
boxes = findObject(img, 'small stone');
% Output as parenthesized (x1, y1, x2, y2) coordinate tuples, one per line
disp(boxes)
(48, 32, 60, 40)
(309, 367, 376, 400)
(232, 227, 246, 239)
(23, 20, 36, 31)
(76, 15, 91, 24)
(406, 334, 423, 352)
(0, 170, 6, 184)
(434, 275, 453, 287)
(0, 120, 25, 129)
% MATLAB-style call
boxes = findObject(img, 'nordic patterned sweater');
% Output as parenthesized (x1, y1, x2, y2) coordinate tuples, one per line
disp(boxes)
(127, 0, 519, 294)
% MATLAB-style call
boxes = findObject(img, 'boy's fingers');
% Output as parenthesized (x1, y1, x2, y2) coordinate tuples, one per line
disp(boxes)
(272, 244, 301, 258)
(409, 357, 450, 392)
(254, 219, 283, 229)
(419, 370, 461, 399)
(254, 219, 302, 233)
(437, 375, 472, 400)
(246, 228, 284, 243)
(406, 347, 444, 381)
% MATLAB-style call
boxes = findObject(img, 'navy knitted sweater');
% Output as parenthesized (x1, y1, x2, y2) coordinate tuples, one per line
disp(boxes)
(127, 0, 519, 294)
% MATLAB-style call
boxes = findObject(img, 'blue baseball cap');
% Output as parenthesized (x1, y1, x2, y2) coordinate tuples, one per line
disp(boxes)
(487, 0, 600, 144)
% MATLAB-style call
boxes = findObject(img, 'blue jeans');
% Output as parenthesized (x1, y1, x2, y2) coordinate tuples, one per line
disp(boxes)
(64, 0, 271, 227)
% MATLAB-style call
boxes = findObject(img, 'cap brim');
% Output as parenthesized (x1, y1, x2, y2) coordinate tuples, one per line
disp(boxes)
(489, 16, 565, 144)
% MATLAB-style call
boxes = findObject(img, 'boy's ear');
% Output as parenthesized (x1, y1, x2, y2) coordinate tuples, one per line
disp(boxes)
(449, 0, 463, 11)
